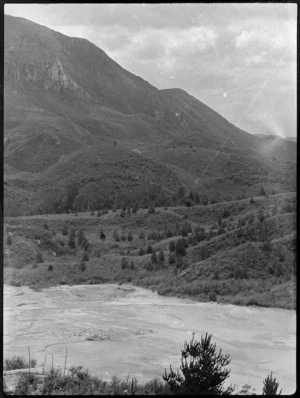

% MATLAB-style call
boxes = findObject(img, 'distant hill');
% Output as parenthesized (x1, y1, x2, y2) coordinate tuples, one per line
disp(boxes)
(4, 15, 296, 216)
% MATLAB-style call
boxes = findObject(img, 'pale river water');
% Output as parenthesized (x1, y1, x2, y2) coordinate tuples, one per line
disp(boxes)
(3, 284, 296, 394)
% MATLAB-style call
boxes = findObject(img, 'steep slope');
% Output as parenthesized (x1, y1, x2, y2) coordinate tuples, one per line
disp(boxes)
(4, 15, 296, 216)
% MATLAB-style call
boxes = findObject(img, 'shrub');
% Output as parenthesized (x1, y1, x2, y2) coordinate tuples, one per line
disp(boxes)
(36, 251, 43, 263)
(139, 232, 145, 240)
(121, 233, 126, 242)
(5, 356, 37, 370)
(79, 260, 86, 272)
(77, 229, 85, 247)
(158, 250, 165, 264)
(248, 213, 255, 224)
(62, 224, 68, 236)
(169, 240, 175, 252)
(151, 251, 158, 264)
(121, 257, 128, 269)
(146, 244, 153, 254)
(120, 209, 126, 218)
(175, 238, 187, 256)
(82, 251, 89, 262)
(223, 209, 230, 218)
(113, 229, 120, 242)
(68, 228, 76, 248)
(166, 230, 173, 238)
(148, 203, 155, 214)
(138, 248, 145, 256)
(257, 210, 265, 222)
(169, 253, 176, 265)
(262, 372, 282, 395)
(163, 333, 234, 395)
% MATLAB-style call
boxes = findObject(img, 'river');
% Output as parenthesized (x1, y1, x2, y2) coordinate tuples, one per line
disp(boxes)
(3, 283, 296, 394)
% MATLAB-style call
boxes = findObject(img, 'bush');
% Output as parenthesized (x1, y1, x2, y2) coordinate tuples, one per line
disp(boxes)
(262, 372, 282, 395)
(138, 248, 145, 256)
(77, 229, 85, 247)
(68, 228, 76, 248)
(121, 257, 128, 269)
(175, 238, 187, 256)
(257, 210, 265, 222)
(147, 244, 153, 254)
(169, 253, 176, 265)
(148, 203, 156, 214)
(151, 251, 158, 264)
(5, 356, 36, 370)
(163, 333, 234, 395)
(62, 224, 68, 236)
(36, 251, 43, 263)
(158, 250, 165, 264)
(113, 229, 120, 242)
(82, 251, 89, 262)
(223, 209, 230, 218)
(139, 232, 145, 240)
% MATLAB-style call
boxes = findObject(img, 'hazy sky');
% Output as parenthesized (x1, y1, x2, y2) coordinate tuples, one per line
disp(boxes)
(5, 3, 297, 137)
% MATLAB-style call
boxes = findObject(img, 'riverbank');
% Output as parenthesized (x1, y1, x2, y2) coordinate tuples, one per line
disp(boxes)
(4, 283, 296, 394)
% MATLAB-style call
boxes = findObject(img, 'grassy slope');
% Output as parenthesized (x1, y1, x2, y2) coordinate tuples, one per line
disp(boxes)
(4, 192, 296, 310)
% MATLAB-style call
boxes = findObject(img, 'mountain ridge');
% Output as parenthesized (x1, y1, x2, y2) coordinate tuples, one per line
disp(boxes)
(4, 15, 296, 216)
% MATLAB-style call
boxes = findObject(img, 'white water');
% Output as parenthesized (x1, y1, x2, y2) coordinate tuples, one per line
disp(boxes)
(4, 284, 296, 394)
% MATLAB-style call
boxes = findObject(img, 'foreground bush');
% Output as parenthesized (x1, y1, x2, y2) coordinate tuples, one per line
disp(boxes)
(163, 332, 234, 395)
(4, 356, 36, 371)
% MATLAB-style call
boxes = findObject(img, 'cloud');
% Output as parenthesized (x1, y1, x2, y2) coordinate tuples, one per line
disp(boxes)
(4, 3, 297, 137)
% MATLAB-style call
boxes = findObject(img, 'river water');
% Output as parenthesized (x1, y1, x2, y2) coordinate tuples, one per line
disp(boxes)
(3, 283, 296, 394)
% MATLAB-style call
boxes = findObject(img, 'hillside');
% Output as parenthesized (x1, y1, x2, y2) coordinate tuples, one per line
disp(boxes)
(4, 192, 296, 309)
(4, 15, 296, 216)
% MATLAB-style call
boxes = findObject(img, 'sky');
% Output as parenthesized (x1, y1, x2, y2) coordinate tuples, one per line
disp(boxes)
(5, 3, 297, 137)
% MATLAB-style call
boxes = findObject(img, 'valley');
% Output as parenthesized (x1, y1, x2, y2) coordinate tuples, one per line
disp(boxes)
(3, 12, 296, 395)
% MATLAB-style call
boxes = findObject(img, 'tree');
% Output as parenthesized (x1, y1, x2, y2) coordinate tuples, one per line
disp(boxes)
(169, 240, 176, 252)
(151, 251, 158, 264)
(158, 250, 165, 264)
(121, 257, 128, 269)
(147, 244, 153, 254)
(77, 229, 85, 247)
(68, 228, 76, 249)
(163, 333, 234, 395)
(194, 192, 200, 204)
(262, 372, 282, 395)
(148, 203, 156, 214)
(175, 238, 187, 256)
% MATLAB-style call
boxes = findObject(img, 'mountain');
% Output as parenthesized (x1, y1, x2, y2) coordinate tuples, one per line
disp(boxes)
(4, 15, 296, 216)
